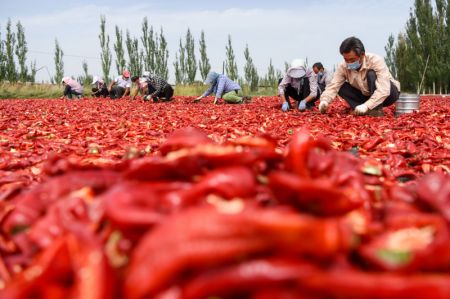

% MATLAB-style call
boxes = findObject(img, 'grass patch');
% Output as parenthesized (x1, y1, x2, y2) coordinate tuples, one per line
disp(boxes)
(0, 83, 61, 99)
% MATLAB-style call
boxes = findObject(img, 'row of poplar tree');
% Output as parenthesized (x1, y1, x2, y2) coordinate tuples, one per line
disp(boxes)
(98, 16, 281, 91)
(1, 0, 448, 93)
(384, 0, 450, 94)
(0, 19, 37, 83)
(0, 16, 283, 91)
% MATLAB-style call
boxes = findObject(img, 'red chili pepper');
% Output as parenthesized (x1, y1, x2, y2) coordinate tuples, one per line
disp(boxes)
(269, 171, 363, 216)
(416, 172, 450, 223)
(359, 213, 450, 272)
(180, 258, 316, 299)
(285, 129, 331, 178)
(125, 205, 354, 299)
(361, 136, 384, 151)
(158, 127, 213, 156)
(299, 267, 450, 299)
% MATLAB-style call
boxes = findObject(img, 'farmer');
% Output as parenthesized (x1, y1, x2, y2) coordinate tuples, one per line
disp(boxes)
(130, 75, 155, 101)
(91, 76, 109, 98)
(141, 73, 173, 102)
(108, 70, 132, 99)
(195, 71, 251, 104)
(312, 62, 331, 96)
(60, 77, 83, 100)
(319, 37, 400, 117)
(278, 59, 319, 112)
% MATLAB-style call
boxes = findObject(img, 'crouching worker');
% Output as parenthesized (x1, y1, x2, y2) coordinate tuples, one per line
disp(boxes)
(319, 37, 400, 117)
(140, 73, 173, 102)
(195, 71, 251, 104)
(91, 76, 109, 98)
(278, 59, 318, 112)
(60, 77, 83, 100)
(108, 70, 131, 99)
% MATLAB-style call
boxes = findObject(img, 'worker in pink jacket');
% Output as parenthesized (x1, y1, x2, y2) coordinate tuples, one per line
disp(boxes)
(60, 77, 84, 100)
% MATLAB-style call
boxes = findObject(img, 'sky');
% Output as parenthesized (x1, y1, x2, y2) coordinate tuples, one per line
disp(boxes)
(0, 0, 415, 83)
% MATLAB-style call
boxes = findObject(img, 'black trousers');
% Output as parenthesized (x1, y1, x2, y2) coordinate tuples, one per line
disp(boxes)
(92, 87, 109, 97)
(64, 85, 82, 99)
(338, 70, 400, 108)
(110, 86, 126, 99)
(151, 85, 174, 102)
(278, 78, 318, 109)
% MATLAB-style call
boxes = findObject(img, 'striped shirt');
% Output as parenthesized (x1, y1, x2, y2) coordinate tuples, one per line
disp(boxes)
(202, 74, 241, 98)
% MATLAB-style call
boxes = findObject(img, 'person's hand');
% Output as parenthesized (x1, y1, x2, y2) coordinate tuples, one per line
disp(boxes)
(298, 99, 307, 111)
(281, 102, 289, 112)
(354, 104, 369, 115)
(213, 97, 219, 105)
(319, 101, 329, 114)
(194, 96, 202, 103)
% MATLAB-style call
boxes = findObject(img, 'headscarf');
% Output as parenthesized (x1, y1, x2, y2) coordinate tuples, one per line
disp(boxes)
(205, 71, 220, 85)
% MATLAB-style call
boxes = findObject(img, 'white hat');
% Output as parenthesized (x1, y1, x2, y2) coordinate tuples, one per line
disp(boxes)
(291, 59, 306, 69)
(142, 71, 150, 78)
(287, 67, 306, 79)
(61, 77, 70, 84)
(92, 76, 99, 84)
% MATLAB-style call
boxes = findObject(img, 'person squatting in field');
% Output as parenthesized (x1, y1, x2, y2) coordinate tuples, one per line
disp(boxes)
(195, 71, 251, 104)
(131, 72, 174, 102)
(319, 36, 401, 117)
(278, 59, 319, 112)
(91, 76, 109, 98)
(108, 70, 132, 99)
(312, 62, 332, 97)
(60, 77, 83, 100)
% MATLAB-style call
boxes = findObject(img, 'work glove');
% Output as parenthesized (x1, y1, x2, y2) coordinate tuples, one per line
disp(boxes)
(354, 104, 369, 115)
(298, 100, 307, 111)
(281, 102, 290, 112)
(319, 101, 329, 114)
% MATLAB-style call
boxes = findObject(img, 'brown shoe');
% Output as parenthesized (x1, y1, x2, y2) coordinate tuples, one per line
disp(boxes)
(366, 107, 385, 117)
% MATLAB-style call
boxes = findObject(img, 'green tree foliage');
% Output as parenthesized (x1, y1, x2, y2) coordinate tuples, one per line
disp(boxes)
(389, 0, 449, 93)
(185, 28, 197, 83)
(15, 21, 28, 82)
(29, 60, 36, 83)
(174, 39, 187, 84)
(125, 31, 142, 77)
(53, 39, 64, 84)
(78, 60, 92, 86)
(225, 35, 238, 81)
(114, 25, 126, 75)
(99, 16, 112, 83)
(5, 19, 17, 82)
(155, 28, 169, 80)
(265, 58, 278, 88)
(0, 25, 7, 81)
(198, 31, 211, 81)
(243, 44, 258, 91)
(141, 17, 156, 73)
(384, 34, 397, 79)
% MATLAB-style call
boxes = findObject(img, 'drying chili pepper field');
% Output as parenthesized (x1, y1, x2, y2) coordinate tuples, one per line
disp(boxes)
(0, 96, 449, 298)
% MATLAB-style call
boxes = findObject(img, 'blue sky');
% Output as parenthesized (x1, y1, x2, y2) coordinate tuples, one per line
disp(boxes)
(1, 0, 414, 83)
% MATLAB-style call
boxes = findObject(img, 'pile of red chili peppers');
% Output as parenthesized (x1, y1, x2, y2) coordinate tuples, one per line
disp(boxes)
(0, 96, 449, 298)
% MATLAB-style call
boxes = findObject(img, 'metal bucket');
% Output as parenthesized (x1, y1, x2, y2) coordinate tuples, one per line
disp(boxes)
(395, 93, 420, 116)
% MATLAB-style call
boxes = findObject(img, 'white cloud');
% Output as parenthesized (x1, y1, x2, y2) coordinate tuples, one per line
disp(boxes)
(8, 1, 413, 83)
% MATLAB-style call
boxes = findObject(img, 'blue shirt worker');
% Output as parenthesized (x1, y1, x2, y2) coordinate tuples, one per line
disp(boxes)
(195, 72, 251, 104)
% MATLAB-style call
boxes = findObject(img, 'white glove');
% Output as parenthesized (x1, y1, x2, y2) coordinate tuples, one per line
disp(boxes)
(354, 104, 369, 115)
(319, 101, 329, 114)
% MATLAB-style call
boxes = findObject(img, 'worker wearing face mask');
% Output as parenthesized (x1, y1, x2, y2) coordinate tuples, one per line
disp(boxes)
(319, 37, 400, 117)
